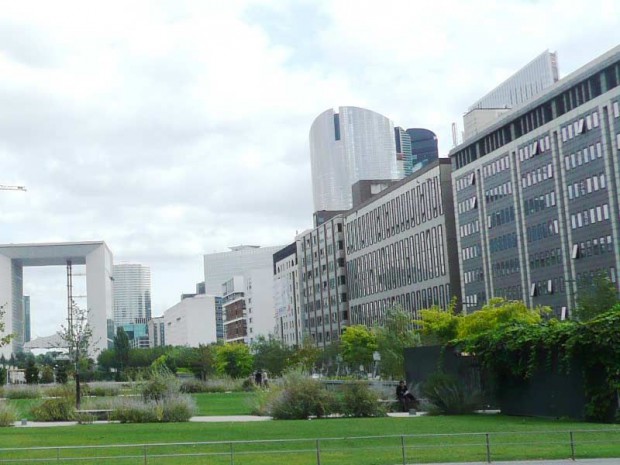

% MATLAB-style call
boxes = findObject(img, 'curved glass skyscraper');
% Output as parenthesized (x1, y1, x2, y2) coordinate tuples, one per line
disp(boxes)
(309, 106, 399, 213)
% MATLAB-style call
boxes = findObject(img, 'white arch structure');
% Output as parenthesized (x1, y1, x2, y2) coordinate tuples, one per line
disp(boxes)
(0, 241, 113, 358)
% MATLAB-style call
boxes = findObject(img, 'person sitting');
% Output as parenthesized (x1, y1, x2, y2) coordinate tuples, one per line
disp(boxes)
(396, 380, 417, 412)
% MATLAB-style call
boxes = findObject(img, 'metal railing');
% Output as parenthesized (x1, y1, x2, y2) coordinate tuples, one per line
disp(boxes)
(1, 429, 619, 464)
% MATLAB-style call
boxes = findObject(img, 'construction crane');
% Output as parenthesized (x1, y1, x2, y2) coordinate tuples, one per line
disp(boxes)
(0, 185, 26, 191)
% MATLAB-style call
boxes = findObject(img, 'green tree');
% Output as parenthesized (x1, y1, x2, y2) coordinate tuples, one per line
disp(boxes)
(113, 327, 130, 378)
(40, 365, 54, 384)
(374, 307, 420, 379)
(24, 357, 39, 384)
(0, 304, 14, 349)
(251, 336, 294, 376)
(289, 336, 322, 373)
(416, 299, 460, 345)
(187, 344, 215, 380)
(340, 325, 378, 371)
(575, 272, 619, 322)
(55, 362, 69, 384)
(214, 343, 254, 378)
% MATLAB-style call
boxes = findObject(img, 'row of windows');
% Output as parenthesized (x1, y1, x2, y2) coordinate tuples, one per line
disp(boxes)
(567, 173, 606, 200)
(459, 219, 480, 238)
(524, 190, 556, 216)
(349, 284, 452, 327)
(487, 206, 515, 229)
(347, 226, 447, 299)
(563, 142, 603, 171)
(346, 176, 443, 253)
(530, 277, 566, 297)
(521, 163, 554, 188)
(518, 135, 551, 162)
(613, 101, 620, 118)
(457, 196, 477, 214)
(495, 285, 523, 301)
(570, 204, 610, 229)
(529, 248, 562, 270)
(483, 155, 510, 178)
(464, 268, 484, 284)
(527, 219, 559, 243)
(576, 267, 617, 285)
(462, 244, 481, 261)
(463, 291, 486, 310)
(573, 235, 613, 259)
(560, 111, 600, 142)
(485, 181, 513, 204)
(455, 172, 475, 192)
(492, 258, 520, 277)
(489, 232, 518, 253)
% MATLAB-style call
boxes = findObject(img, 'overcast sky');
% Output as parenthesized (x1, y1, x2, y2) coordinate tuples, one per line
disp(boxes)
(1, 0, 618, 338)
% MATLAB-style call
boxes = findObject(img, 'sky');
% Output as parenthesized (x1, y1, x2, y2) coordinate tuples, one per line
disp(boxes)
(0, 0, 618, 339)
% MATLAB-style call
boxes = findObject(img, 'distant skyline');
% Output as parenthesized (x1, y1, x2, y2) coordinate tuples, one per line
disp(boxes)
(0, 0, 618, 338)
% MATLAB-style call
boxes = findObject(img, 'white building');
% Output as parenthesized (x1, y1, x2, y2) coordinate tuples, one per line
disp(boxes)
(204, 245, 286, 339)
(162, 294, 217, 347)
(147, 316, 165, 347)
(309, 106, 400, 213)
(113, 263, 151, 326)
(273, 243, 302, 347)
(463, 51, 559, 140)
(222, 267, 276, 345)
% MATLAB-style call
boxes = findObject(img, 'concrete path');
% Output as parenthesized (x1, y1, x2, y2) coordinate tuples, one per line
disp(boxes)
(190, 415, 272, 422)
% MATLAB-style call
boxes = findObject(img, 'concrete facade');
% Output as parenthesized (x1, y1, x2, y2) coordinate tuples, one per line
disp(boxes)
(345, 160, 461, 325)
(273, 243, 302, 347)
(451, 45, 620, 317)
(163, 294, 217, 347)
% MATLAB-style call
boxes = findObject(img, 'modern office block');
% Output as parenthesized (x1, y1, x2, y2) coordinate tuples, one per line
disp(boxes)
(204, 245, 285, 340)
(148, 316, 165, 348)
(345, 160, 461, 325)
(273, 243, 302, 347)
(0, 241, 113, 358)
(310, 106, 400, 214)
(297, 215, 349, 348)
(451, 45, 620, 317)
(407, 128, 439, 173)
(463, 51, 559, 140)
(113, 264, 151, 327)
(163, 294, 217, 347)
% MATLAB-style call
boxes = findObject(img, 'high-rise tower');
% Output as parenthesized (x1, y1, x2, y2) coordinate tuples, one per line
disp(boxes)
(309, 106, 399, 215)
(113, 263, 151, 327)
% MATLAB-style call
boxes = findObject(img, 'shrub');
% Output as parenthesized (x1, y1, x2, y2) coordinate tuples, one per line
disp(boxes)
(180, 379, 209, 393)
(30, 397, 76, 421)
(40, 366, 55, 384)
(161, 395, 196, 422)
(241, 378, 257, 392)
(340, 382, 386, 417)
(421, 373, 481, 415)
(110, 395, 196, 423)
(3, 385, 41, 399)
(43, 384, 74, 399)
(110, 399, 159, 423)
(85, 382, 120, 397)
(180, 377, 243, 393)
(142, 371, 179, 402)
(266, 371, 337, 419)
(0, 402, 17, 426)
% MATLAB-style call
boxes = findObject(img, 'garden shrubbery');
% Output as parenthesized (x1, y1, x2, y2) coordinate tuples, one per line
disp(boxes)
(421, 373, 481, 415)
(340, 381, 387, 417)
(0, 402, 17, 426)
(30, 397, 76, 421)
(3, 385, 41, 399)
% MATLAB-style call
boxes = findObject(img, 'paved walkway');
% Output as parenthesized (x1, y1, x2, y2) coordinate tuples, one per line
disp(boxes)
(429, 460, 619, 465)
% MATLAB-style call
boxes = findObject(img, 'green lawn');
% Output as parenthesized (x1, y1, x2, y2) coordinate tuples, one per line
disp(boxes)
(192, 391, 256, 416)
(1, 415, 619, 464)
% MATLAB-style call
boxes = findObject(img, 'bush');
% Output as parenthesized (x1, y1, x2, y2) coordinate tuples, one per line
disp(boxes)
(43, 384, 74, 398)
(30, 397, 76, 421)
(265, 371, 337, 419)
(142, 371, 179, 402)
(180, 377, 243, 393)
(110, 395, 196, 423)
(421, 373, 481, 415)
(0, 402, 17, 426)
(161, 395, 196, 422)
(110, 399, 159, 423)
(3, 385, 41, 399)
(84, 382, 120, 397)
(340, 382, 386, 417)
(180, 379, 209, 393)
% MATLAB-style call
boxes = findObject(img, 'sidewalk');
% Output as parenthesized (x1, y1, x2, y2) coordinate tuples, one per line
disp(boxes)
(428, 460, 619, 465)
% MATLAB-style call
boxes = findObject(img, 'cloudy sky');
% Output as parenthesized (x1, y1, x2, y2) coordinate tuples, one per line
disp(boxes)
(0, 0, 618, 338)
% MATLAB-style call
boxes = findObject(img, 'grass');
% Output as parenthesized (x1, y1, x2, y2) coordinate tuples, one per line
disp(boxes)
(0, 414, 619, 464)
(192, 392, 256, 416)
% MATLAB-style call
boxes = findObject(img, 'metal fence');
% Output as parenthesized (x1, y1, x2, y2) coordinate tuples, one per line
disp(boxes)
(2, 429, 620, 464)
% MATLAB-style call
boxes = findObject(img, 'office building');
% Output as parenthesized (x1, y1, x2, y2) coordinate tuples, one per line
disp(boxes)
(222, 269, 275, 344)
(395, 127, 439, 177)
(451, 45, 620, 317)
(463, 51, 559, 140)
(204, 245, 285, 339)
(162, 294, 217, 347)
(310, 106, 400, 215)
(113, 264, 151, 326)
(273, 243, 302, 347)
(297, 215, 349, 347)
(345, 159, 461, 325)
